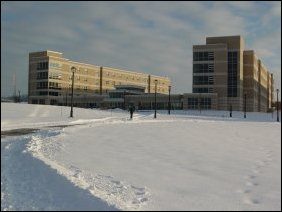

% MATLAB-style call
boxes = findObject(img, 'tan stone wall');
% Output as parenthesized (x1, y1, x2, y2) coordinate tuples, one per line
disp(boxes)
(259, 61, 269, 112)
(193, 36, 244, 111)
(193, 44, 228, 110)
(206, 35, 244, 50)
(243, 50, 260, 111)
(28, 50, 171, 104)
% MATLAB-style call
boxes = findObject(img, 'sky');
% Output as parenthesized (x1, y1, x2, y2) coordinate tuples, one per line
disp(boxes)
(1, 1, 281, 97)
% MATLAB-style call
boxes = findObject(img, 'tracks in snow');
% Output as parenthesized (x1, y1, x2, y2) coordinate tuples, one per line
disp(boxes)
(2, 115, 152, 211)
(236, 146, 275, 206)
(1, 134, 118, 211)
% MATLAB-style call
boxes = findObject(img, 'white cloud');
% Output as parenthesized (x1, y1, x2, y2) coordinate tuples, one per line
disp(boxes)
(261, 1, 281, 26)
(1, 1, 281, 97)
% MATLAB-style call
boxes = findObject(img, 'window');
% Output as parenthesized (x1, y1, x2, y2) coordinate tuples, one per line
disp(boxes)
(193, 76, 213, 85)
(37, 62, 48, 70)
(193, 64, 214, 73)
(37, 72, 48, 80)
(49, 62, 60, 69)
(50, 99, 57, 105)
(187, 98, 198, 109)
(37, 82, 48, 89)
(228, 51, 238, 97)
(39, 99, 45, 104)
(193, 52, 214, 61)
(32, 99, 38, 104)
(193, 88, 208, 93)
(49, 82, 61, 90)
(188, 97, 211, 109)
(39, 91, 48, 96)
(49, 72, 61, 80)
(49, 91, 58, 96)
(200, 98, 211, 109)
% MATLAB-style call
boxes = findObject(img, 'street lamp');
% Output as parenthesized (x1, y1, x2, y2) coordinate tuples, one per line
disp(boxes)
(70, 66, 76, 118)
(18, 90, 21, 103)
(244, 93, 247, 118)
(230, 104, 232, 117)
(168, 85, 171, 115)
(154, 80, 158, 119)
(123, 90, 126, 110)
(277, 89, 279, 122)
(65, 90, 68, 106)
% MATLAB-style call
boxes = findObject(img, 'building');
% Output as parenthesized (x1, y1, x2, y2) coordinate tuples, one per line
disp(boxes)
(183, 93, 218, 110)
(126, 93, 183, 110)
(28, 50, 171, 105)
(243, 50, 274, 112)
(101, 85, 146, 109)
(28, 37, 275, 113)
(193, 35, 274, 112)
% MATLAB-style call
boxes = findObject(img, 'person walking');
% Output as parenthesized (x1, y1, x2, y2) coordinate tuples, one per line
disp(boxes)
(129, 104, 135, 120)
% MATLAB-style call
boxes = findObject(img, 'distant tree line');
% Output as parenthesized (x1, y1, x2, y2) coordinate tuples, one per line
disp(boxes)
(1, 94, 28, 103)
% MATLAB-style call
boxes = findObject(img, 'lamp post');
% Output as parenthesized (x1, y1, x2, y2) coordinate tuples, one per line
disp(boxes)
(18, 90, 21, 103)
(277, 89, 279, 122)
(123, 90, 126, 110)
(70, 67, 76, 118)
(230, 104, 232, 117)
(168, 85, 171, 115)
(244, 93, 247, 118)
(154, 80, 158, 119)
(65, 90, 68, 106)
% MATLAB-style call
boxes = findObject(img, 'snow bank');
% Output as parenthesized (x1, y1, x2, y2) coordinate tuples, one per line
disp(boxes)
(1, 103, 281, 210)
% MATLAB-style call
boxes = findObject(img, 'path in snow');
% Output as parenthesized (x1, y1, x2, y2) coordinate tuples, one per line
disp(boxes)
(1, 133, 118, 211)
(26, 127, 151, 211)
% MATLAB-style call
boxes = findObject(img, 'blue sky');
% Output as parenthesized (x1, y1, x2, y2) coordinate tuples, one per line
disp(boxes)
(1, 1, 281, 97)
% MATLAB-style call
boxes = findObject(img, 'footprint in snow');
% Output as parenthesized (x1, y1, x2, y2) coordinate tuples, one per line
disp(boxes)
(245, 181, 259, 187)
(243, 197, 261, 205)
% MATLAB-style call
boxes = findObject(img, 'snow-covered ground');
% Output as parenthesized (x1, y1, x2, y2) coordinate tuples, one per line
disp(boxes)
(1, 103, 281, 211)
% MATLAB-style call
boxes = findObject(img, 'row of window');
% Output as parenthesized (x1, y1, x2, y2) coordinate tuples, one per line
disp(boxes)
(193, 87, 214, 93)
(193, 76, 214, 85)
(104, 72, 148, 82)
(193, 64, 214, 73)
(49, 72, 61, 80)
(193, 52, 214, 61)
(49, 82, 61, 90)
(37, 72, 48, 80)
(67, 84, 88, 90)
(37, 82, 48, 89)
(39, 91, 59, 96)
(37, 63, 167, 86)
(71, 69, 152, 83)
(37, 72, 62, 80)
(49, 62, 60, 69)
(187, 97, 211, 109)
(37, 62, 48, 70)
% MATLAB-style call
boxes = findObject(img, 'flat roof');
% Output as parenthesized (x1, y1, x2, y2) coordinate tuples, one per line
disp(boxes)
(206, 35, 241, 39)
(114, 85, 146, 89)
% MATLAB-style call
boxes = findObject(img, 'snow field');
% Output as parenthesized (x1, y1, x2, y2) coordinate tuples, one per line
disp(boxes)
(1, 103, 281, 211)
